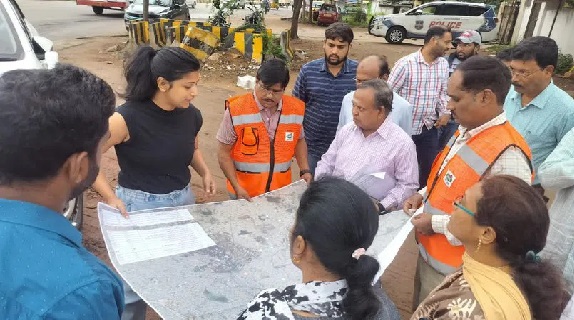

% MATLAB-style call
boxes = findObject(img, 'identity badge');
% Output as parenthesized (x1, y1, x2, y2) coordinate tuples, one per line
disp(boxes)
(444, 170, 456, 188)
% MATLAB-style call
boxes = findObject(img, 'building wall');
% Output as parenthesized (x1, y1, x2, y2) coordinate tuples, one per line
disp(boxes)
(513, 0, 574, 56)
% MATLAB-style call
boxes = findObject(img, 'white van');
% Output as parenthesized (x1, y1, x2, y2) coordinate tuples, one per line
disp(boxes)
(369, 1, 498, 44)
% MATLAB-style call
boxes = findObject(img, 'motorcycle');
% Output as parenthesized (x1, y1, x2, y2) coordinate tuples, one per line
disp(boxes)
(261, 0, 270, 13)
(63, 195, 83, 230)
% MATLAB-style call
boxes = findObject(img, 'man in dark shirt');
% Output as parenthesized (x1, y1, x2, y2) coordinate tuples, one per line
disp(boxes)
(0, 65, 124, 319)
(293, 22, 358, 175)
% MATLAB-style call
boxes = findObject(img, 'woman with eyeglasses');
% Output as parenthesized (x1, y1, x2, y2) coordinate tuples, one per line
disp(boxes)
(238, 177, 400, 320)
(412, 175, 570, 320)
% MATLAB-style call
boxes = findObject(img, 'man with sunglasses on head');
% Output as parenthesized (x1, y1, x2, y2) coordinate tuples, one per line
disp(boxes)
(403, 56, 533, 310)
(504, 36, 574, 201)
(217, 58, 311, 201)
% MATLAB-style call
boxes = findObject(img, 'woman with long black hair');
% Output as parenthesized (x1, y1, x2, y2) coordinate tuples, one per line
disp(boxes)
(93, 45, 215, 320)
(238, 177, 400, 320)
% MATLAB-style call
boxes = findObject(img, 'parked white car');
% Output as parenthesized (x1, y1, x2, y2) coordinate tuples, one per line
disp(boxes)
(1, 0, 83, 229)
(369, 1, 499, 44)
(0, 0, 58, 74)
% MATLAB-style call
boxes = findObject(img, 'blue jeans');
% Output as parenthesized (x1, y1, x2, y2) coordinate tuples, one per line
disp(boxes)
(438, 119, 459, 150)
(307, 152, 321, 178)
(412, 126, 439, 189)
(115, 185, 195, 320)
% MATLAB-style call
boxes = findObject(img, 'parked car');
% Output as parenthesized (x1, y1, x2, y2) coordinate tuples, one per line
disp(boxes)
(369, 1, 499, 44)
(317, 3, 341, 26)
(124, 0, 190, 27)
(1, 0, 84, 230)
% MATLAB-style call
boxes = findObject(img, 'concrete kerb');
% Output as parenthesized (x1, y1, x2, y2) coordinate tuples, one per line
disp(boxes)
(126, 19, 275, 63)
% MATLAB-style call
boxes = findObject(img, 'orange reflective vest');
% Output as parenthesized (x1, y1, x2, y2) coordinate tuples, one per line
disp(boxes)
(225, 93, 305, 198)
(418, 121, 532, 275)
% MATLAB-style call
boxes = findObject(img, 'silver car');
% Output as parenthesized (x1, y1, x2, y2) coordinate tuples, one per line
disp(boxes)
(1, 0, 84, 229)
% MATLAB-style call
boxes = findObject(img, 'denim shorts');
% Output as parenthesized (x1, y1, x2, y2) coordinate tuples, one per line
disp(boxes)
(114, 184, 195, 307)
(115, 185, 195, 213)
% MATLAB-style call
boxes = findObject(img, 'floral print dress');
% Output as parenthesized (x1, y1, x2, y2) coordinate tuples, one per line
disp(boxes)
(412, 270, 486, 320)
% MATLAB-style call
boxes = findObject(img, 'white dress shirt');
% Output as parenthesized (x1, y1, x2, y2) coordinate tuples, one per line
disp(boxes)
(338, 90, 413, 135)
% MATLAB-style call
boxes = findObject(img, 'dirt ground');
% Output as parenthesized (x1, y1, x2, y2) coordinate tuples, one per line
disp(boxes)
(58, 15, 574, 320)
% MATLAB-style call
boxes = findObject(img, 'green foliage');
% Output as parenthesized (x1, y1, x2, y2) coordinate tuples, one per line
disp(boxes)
(485, 44, 513, 54)
(262, 33, 287, 62)
(221, 6, 287, 63)
(341, 5, 368, 27)
(209, 0, 237, 27)
(557, 52, 574, 75)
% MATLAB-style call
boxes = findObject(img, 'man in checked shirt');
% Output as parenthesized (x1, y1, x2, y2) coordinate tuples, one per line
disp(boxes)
(388, 25, 452, 188)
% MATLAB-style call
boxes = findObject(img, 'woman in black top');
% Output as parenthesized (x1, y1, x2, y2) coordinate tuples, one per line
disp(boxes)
(92, 45, 215, 320)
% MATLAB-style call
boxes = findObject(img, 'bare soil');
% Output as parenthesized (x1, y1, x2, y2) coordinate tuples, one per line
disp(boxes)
(59, 16, 574, 319)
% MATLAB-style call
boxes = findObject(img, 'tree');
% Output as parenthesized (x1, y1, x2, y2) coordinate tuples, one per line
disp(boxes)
(143, 0, 149, 26)
(290, 0, 303, 39)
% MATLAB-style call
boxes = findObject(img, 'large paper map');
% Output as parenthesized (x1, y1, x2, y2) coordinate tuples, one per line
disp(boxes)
(98, 180, 415, 319)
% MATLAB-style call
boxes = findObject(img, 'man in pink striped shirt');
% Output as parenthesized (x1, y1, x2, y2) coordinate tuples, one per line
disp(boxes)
(388, 26, 452, 189)
(315, 79, 418, 213)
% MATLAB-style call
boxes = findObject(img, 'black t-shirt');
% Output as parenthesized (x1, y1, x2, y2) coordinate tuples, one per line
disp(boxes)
(115, 100, 203, 194)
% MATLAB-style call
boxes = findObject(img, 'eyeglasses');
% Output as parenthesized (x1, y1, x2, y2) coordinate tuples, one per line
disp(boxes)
(454, 196, 475, 217)
(257, 82, 284, 96)
(509, 67, 542, 79)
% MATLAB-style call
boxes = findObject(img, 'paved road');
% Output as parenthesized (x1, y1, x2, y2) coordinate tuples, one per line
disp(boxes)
(17, 0, 292, 42)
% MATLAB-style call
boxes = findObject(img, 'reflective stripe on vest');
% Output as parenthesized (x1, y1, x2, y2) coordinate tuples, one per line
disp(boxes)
(419, 202, 458, 274)
(457, 145, 490, 176)
(232, 113, 303, 126)
(233, 160, 292, 173)
(423, 202, 448, 216)
(417, 243, 458, 275)
(279, 114, 304, 124)
(231, 114, 262, 125)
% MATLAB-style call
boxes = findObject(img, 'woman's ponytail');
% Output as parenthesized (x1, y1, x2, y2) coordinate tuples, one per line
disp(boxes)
(293, 177, 384, 320)
(474, 176, 572, 320)
(342, 255, 381, 320)
(121, 46, 200, 102)
(511, 257, 570, 320)
(123, 45, 157, 102)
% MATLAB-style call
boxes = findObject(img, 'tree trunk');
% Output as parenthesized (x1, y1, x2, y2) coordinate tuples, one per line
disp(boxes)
(143, 0, 149, 26)
(290, 0, 303, 39)
(309, 0, 313, 23)
(548, 0, 564, 37)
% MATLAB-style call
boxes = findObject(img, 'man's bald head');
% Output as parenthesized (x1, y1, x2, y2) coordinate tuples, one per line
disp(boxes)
(356, 55, 391, 86)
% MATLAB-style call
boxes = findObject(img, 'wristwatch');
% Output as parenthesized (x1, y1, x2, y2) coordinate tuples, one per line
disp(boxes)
(299, 169, 311, 177)
(377, 202, 387, 215)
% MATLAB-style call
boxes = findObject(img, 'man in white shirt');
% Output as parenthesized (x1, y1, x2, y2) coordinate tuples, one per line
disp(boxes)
(338, 55, 413, 134)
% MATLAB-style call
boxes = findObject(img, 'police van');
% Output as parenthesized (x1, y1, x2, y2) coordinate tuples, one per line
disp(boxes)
(369, 1, 498, 44)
